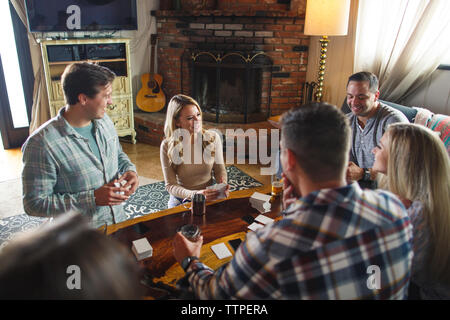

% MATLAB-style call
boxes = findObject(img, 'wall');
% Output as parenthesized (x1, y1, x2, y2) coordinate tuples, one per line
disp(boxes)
(155, 0, 309, 118)
(28, 0, 158, 112)
(26, 0, 449, 119)
(402, 68, 450, 116)
(306, 0, 450, 116)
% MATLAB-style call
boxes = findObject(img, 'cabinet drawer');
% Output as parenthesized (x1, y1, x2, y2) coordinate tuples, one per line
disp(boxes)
(112, 76, 130, 95)
(51, 100, 130, 119)
(51, 81, 65, 101)
(107, 98, 131, 116)
(50, 102, 64, 118)
(110, 115, 132, 131)
(51, 77, 129, 101)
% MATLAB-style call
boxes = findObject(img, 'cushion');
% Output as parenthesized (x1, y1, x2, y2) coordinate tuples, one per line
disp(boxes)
(427, 114, 450, 156)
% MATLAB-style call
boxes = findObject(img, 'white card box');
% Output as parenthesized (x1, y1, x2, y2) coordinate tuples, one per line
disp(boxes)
(132, 238, 153, 261)
(250, 200, 271, 213)
(250, 192, 272, 203)
(249, 192, 272, 214)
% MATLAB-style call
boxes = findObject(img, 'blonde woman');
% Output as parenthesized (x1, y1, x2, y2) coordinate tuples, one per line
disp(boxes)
(372, 123, 450, 299)
(160, 94, 228, 208)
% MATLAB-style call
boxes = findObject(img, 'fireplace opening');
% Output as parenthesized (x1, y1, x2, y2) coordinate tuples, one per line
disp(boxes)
(187, 51, 273, 123)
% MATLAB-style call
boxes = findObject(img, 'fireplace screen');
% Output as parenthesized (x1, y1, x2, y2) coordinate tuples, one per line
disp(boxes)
(188, 52, 273, 123)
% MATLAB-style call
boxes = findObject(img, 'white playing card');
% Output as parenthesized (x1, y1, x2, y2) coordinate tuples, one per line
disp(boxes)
(211, 243, 232, 259)
(254, 214, 274, 225)
(114, 182, 125, 195)
(206, 183, 227, 199)
(248, 222, 264, 232)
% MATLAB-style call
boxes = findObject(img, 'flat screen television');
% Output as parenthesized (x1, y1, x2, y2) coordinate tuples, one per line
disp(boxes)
(25, 0, 138, 32)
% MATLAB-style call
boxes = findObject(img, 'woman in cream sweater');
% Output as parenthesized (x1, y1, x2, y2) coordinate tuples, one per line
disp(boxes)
(160, 94, 228, 208)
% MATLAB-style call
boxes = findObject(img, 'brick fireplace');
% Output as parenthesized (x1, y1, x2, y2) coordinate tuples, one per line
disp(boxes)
(134, 0, 309, 144)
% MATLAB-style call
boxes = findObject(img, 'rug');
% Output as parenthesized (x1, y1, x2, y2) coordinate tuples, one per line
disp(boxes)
(0, 165, 262, 249)
(123, 165, 262, 220)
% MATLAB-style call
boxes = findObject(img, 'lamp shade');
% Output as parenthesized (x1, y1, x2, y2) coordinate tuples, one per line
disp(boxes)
(304, 0, 351, 36)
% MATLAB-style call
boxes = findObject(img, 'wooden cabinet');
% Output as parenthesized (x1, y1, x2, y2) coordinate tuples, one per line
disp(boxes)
(40, 38, 136, 143)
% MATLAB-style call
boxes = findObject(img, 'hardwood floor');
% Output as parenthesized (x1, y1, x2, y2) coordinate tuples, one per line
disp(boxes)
(0, 148, 23, 182)
(0, 148, 24, 219)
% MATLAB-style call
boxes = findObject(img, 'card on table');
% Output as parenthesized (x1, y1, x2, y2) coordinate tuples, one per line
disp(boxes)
(254, 214, 274, 225)
(248, 222, 264, 232)
(210, 242, 233, 259)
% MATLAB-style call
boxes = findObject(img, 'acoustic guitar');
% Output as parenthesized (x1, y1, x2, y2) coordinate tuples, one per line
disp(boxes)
(136, 34, 166, 112)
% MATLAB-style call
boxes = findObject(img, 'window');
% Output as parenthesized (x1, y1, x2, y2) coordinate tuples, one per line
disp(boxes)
(0, 0, 29, 129)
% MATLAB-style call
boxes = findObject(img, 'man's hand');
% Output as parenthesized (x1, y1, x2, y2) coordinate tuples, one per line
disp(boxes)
(281, 173, 298, 210)
(94, 180, 129, 206)
(347, 161, 364, 182)
(117, 171, 139, 196)
(173, 232, 203, 265)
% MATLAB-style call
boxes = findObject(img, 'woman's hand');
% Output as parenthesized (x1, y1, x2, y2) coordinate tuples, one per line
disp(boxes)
(224, 184, 230, 198)
(198, 188, 220, 201)
(218, 177, 230, 198)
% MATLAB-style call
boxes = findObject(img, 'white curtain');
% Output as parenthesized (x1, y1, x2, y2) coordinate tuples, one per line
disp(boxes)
(354, 0, 450, 103)
(10, 0, 50, 134)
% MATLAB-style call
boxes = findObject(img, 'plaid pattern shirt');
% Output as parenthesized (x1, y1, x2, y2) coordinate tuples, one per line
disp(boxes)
(187, 182, 413, 299)
(22, 107, 136, 228)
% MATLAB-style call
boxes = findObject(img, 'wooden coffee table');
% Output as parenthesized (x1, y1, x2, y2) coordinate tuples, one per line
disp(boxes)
(109, 186, 283, 299)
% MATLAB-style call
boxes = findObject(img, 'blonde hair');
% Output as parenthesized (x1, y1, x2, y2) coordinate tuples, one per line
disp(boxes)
(385, 123, 450, 284)
(163, 94, 215, 165)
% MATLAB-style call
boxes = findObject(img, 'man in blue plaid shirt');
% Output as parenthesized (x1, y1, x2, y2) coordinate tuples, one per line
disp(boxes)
(22, 63, 138, 228)
(173, 102, 413, 299)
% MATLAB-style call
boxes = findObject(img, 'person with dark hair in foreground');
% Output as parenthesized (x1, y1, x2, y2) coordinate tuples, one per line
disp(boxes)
(173, 103, 412, 299)
(0, 212, 143, 299)
(173, 102, 413, 299)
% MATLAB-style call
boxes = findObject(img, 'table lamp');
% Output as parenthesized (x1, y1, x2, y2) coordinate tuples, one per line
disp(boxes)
(304, 0, 351, 101)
